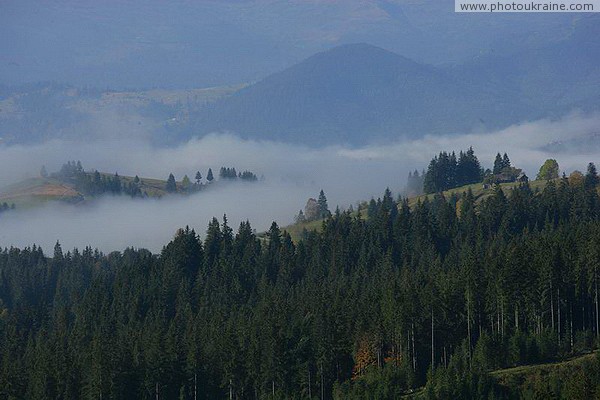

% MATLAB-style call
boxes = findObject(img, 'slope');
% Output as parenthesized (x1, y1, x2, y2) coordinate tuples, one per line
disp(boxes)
(191, 43, 531, 146)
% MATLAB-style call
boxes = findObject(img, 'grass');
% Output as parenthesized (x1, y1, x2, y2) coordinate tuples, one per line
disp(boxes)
(0, 173, 173, 208)
(0, 177, 82, 208)
(408, 179, 550, 207)
(490, 350, 598, 384)
(398, 351, 599, 399)
(281, 219, 324, 242)
(0, 170, 215, 210)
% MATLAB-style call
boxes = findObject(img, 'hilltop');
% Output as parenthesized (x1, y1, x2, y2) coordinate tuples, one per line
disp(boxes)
(190, 43, 530, 145)
(0, 174, 172, 209)
(0, 163, 259, 209)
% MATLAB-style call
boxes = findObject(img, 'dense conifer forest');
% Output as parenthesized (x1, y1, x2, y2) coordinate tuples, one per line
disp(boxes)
(1, 165, 600, 399)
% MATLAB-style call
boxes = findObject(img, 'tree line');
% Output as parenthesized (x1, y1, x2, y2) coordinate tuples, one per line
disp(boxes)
(54, 161, 143, 198)
(418, 149, 531, 195)
(50, 162, 259, 198)
(422, 147, 483, 194)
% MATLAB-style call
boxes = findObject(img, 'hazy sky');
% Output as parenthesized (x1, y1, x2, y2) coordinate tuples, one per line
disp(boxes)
(0, 0, 578, 88)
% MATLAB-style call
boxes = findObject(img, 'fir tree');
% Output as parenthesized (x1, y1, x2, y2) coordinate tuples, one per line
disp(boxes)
(502, 153, 511, 169)
(317, 190, 331, 219)
(493, 153, 504, 175)
(166, 173, 177, 192)
(585, 162, 599, 189)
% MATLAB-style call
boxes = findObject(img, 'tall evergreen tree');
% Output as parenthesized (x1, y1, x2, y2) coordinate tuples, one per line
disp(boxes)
(502, 153, 511, 170)
(317, 190, 331, 219)
(493, 153, 504, 175)
(585, 162, 599, 189)
(166, 173, 177, 192)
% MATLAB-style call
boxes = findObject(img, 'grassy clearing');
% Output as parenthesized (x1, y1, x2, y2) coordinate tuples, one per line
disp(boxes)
(490, 351, 598, 383)
(0, 171, 217, 209)
(0, 178, 82, 208)
(399, 351, 599, 399)
(408, 179, 550, 207)
(281, 219, 324, 242)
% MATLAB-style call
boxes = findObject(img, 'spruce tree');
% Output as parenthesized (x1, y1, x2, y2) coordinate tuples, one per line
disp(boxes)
(502, 153, 511, 170)
(166, 173, 177, 192)
(317, 190, 331, 219)
(493, 153, 503, 175)
(585, 162, 599, 189)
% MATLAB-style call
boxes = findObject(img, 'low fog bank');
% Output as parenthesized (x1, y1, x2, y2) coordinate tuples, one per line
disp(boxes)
(0, 112, 598, 253)
(0, 182, 310, 254)
(340, 112, 600, 175)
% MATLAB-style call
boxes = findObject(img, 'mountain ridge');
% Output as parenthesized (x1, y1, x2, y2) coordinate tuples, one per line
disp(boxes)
(188, 16, 600, 146)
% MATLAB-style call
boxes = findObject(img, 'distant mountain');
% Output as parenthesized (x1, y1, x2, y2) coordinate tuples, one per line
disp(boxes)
(1, 15, 597, 146)
(189, 15, 600, 146)
(0, 0, 580, 89)
(0, 83, 241, 144)
(455, 15, 600, 111)
(190, 43, 532, 145)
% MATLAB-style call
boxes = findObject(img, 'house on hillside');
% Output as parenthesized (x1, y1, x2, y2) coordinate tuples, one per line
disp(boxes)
(485, 167, 524, 185)
(517, 172, 529, 183)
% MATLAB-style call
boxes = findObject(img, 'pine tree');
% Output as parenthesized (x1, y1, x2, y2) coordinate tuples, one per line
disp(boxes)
(40, 165, 48, 178)
(502, 153, 511, 170)
(166, 173, 177, 192)
(112, 173, 122, 194)
(317, 190, 331, 219)
(493, 153, 503, 175)
(457, 147, 483, 186)
(207, 168, 214, 183)
(54, 241, 63, 259)
(295, 210, 306, 223)
(585, 162, 599, 189)
(195, 171, 202, 185)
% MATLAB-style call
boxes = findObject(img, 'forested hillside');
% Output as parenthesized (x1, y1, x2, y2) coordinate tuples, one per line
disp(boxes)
(1, 166, 600, 399)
